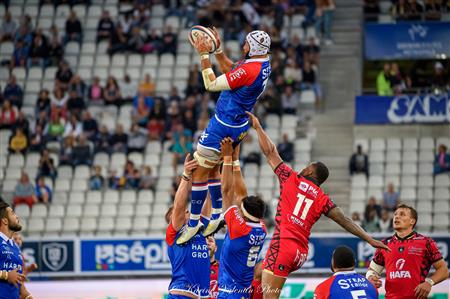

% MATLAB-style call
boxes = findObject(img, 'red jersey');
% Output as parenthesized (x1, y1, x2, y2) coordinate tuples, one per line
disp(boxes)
(249, 279, 263, 299)
(209, 260, 219, 299)
(372, 232, 443, 299)
(272, 163, 336, 249)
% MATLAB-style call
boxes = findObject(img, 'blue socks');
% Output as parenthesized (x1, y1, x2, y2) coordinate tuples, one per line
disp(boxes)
(189, 182, 208, 227)
(208, 179, 222, 220)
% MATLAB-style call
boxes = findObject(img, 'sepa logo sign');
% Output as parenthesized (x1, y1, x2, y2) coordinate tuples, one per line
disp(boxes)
(408, 24, 428, 41)
(42, 243, 68, 271)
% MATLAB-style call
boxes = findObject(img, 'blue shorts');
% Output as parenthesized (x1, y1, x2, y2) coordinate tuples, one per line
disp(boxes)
(198, 115, 250, 152)
(217, 291, 249, 299)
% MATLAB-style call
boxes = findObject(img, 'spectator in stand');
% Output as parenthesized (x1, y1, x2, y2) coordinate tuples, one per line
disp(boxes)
(138, 73, 155, 97)
(104, 76, 122, 106)
(50, 88, 69, 111)
(8, 127, 28, 154)
(170, 135, 193, 173)
(48, 37, 64, 66)
(37, 149, 57, 181)
(81, 111, 98, 141)
(379, 208, 393, 233)
(35, 111, 48, 135)
(14, 111, 29, 134)
(351, 212, 362, 227)
(35, 89, 51, 117)
(434, 144, 450, 175)
(283, 59, 302, 87)
(13, 172, 37, 208)
(132, 93, 154, 126)
(94, 125, 110, 153)
(120, 75, 137, 102)
(96, 10, 115, 43)
(66, 89, 85, 116)
(277, 133, 294, 163)
(147, 118, 164, 141)
(430, 62, 447, 92)
(301, 60, 322, 110)
(0, 11, 17, 42)
(27, 34, 49, 68)
(408, 0, 424, 20)
(391, 0, 410, 21)
(35, 177, 52, 204)
(63, 114, 83, 139)
(14, 24, 32, 47)
(377, 64, 393, 96)
(46, 113, 65, 141)
(89, 165, 104, 190)
(69, 75, 87, 98)
(388, 63, 406, 95)
(425, 0, 442, 20)
(123, 160, 140, 189)
(365, 196, 382, 219)
(349, 145, 369, 177)
(64, 10, 83, 45)
(0, 100, 18, 129)
(127, 123, 148, 153)
(383, 183, 400, 211)
(107, 23, 128, 55)
(3, 75, 24, 109)
(72, 134, 92, 166)
(303, 37, 320, 65)
(59, 136, 74, 165)
(145, 29, 162, 53)
(108, 169, 122, 190)
(315, 0, 335, 45)
(29, 125, 45, 152)
(364, 0, 380, 21)
(281, 85, 298, 114)
(110, 124, 128, 153)
(55, 61, 74, 91)
(160, 25, 177, 55)
(362, 208, 380, 233)
(139, 165, 155, 191)
(88, 77, 104, 104)
(11, 39, 28, 68)
(128, 26, 145, 53)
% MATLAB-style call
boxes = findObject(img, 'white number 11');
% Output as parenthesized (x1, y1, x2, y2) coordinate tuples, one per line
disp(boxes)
(293, 194, 313, 220)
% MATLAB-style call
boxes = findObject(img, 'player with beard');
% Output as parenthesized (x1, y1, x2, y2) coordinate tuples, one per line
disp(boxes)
(0, 201, 33, 299)
(207, 236, 219, 299)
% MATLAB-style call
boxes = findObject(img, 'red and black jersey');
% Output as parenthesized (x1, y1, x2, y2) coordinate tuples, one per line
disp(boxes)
(209, 260, 219, 299)
(372, 231, 443, 299)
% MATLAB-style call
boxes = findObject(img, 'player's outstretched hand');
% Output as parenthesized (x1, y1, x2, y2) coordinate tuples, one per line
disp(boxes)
(245, 111, 261, 130)
(367, 274, 382, 289)
(414, 281, 432, 299)
(183, 154, 198, 177)
(369, 239, 391, 252)
(220, 137, 233, 157)
(210, 27, 222, 51)
(7, 269, 26, 288)
(194, 35, 212, 55)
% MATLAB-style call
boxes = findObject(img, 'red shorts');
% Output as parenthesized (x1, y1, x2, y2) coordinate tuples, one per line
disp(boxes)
(262, 238, 308, 278)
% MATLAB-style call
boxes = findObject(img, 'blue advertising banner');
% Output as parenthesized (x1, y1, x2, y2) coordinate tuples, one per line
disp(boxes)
(365, 22, 450, 60)
(355, 94, 450, 124)
(22, 240, 75, 274)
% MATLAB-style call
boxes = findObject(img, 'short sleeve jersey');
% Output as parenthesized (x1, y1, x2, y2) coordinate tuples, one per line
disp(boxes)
(0, 233, 23, 299)
(314, 271, 378, 299)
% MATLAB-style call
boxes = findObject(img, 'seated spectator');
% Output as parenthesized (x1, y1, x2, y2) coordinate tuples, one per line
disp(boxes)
(123, 160, 140, 189)
(132, 93, 154, 126)
(11, 39, 28, 68)
(88, 77, 104, 104)
(72, 135, 92, 166)
(120, 74, 137, 102)
(170, 135, 193, 172)
(383, 183, 400, 211)
(94, 125, 111, 153)
(425, 0, 442, 20)
(3, 75, 24, 109)
(69, 75, 87, 98)
(365, 196, 382, 220)
(35, 177, 52, 204)
(104, 76, 122, 106)
(96, 10, 114, 43)
(0, 100, 18, 129)
(81, 111, 98, 141)
(281, 85, 298, 114)
(48, 37, 64, 66)
(388, 63, 407, 95)
(109, 124, 128, 153)
(64, 10, 83, 45)
(377, 63, 393, 96)
(160, 25, 177, 55)
(362, 208, 380, 233)
(27, 35, 49, 68)
(138, 73, 155, 97)
(36, 89, 51, 117)
(301, 60, 322, 110)
(127, 123, 148, 153)
(351, 212, 362, 227)
(128, 26, 145, 53)
(145, 29, 162, 53)
(13, 112, 30, 136)
(391, 0, 410, 21)
(277, 133, 294, 163)
(139, 166, 155, 191)
(0, 11, 17, 42)
(364, 0, 380, 21)
(434, 144, 450, 175)
(66, 90, 85, 116)
(13, 172, 37, 208)
(50, 88, 69, 110)
(108, 170, 123, 190)
(349, 145, 369, 177)
(379, 208, 393, 233)
(430, 62, 447, 91)
(408, 0, 424, 20)
(89, 165, 104, 190)
(147, 118, 164, 140)
(63, 114, 83, 139)
(29, 125, 45, 152)
(46, 114, 66, 141)
(283, 59, 302, 87)
(107, 23, 128, 55)
(55, 61, 74, 91)
(37, 149, 57, 181)
(8, 127, 28, 154)
(59, 136, 74, 166)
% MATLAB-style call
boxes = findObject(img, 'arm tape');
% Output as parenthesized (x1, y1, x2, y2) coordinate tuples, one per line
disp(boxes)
(201, 68, 231, 92)
(366, 261, 385, 279)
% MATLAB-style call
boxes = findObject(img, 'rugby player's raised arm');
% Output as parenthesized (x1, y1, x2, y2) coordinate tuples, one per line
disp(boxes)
(246, 112, 283, 170)
(171, 154, 198, 231)
(210, 27, 234, 74)
(220, 138, 235, 211)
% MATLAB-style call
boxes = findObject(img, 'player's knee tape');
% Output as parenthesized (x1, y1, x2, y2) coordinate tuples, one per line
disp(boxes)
(194, 149, 220, 169)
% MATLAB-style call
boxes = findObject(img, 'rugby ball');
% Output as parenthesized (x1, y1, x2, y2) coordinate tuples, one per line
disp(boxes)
(188, 25, 218, 54)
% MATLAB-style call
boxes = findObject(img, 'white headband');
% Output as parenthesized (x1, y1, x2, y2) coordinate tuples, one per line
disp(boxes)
(246, 30, 271, 57)
(241, 202, 260, 222)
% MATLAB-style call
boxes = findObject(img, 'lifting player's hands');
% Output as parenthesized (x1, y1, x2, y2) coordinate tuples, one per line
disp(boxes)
(232, 143, 241, 161)
(7, 269, 26, 288)
(209, 27, 222, 51)
(194, 35, 212, 55)
(246, 112, 262, 130)
(220, 137, 234, 157)
(367, 274, 382, 289)
(368, 238, 391, 252)
(414, 281, 432, 299)
(183, 153, 198, 177)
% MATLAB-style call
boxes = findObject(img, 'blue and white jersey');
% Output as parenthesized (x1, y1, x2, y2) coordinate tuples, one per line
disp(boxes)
(0, 232, 23, 299)
(314, 271, 378, 299)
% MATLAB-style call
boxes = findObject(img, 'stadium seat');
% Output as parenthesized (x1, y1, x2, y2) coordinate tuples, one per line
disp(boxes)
(418, 150, 434, 163)
(433, 214, 449, 231)
(104, 190, 120, 204)
(121, 190, 137, 204)
(138, 190, 154, 204)
(434, 188, 450, 201)
(100, 204, 117, 217)
(434, 201, 450, 214)
(436, 137, 450, 148)
(46, 218, 62, 234)
(62, 218, 80, 234)
(5, 167, 22, 180)
(119, 204, 134, 217)
(386, 138, 402, 151)
(132, 217, 150, 232)
(72, 179, 88, 192)
(385, 163, 400, 175)
(400, 176, 417, 188)
(31, 204, 48, 218)
(80, 218, 97, 233)
(402, 151, 418, 163)
(144, 154, 160, 166)
(135, 204, 152, 217)
(115, 217, 132, 234)
(86, 191, 102, 204)
(27, 218, 45, 235)
(401, 163, 417, 175)
(149, 216, 166, 232)
(369, 151, 385, 163)
(55, 179, 71, 192)
(9, 154, 25, 167)
(370, 138, 385, 151)
(15, 204, 31, 219)
(386, 151, 401, 163)
(66, 204, 82, 218)
(128, 152, 143, 167)
(419, 137, 435, 150)
(403, 138, 418, 150)
(49, 205, 65, 218)
(367, 188, 383, 200)
(370, 163, 384, 176)
(435, 174, 450, 188)
(53, 192, 68, 205)
(351, 174, 367, 188)
(83, 204, 100, 217)
(74, 165, 90, 179)
(368, 176, 383, 188)
(350, 188, 366, 202)
(417, 175, 434, 188)
(144, 54, 159, 67)
(417, 188, 433, 201)
(400, 188, 416, 201)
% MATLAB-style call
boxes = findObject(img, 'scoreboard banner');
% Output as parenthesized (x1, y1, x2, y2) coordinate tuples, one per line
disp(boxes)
(23, 234, 450, 277)
(364, 22, 450, 60)
(355, 94, 450, 124)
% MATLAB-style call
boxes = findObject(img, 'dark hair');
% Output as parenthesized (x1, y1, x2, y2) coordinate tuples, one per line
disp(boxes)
(332, 245, 355, 269)
(395, 204, 418, 228)
(313, 162, 329, 185)
(242, 196, 266, 220)
(0, 201, 9, 220)
(165, 205, 174, 224)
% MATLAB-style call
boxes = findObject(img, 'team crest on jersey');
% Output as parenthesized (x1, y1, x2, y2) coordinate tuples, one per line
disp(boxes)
(278, 264, 285, 271)
(200, 132, 209, 143)
(398, 246, 404, 253)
